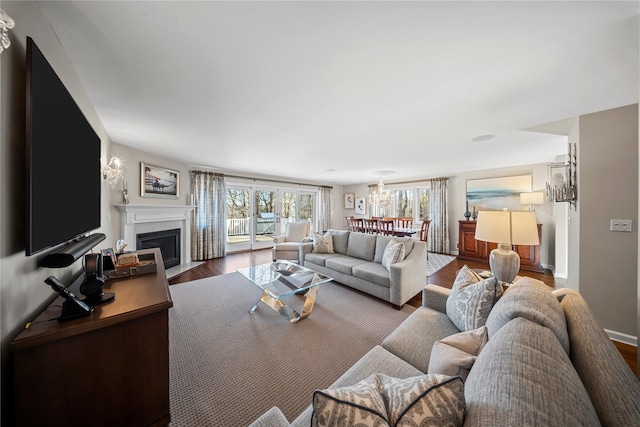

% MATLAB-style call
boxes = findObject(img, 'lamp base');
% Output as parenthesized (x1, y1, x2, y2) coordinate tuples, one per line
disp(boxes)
(489, 243, 520, 283)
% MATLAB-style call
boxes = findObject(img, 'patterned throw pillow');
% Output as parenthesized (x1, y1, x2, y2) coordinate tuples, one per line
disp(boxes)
(312, 232, 335, 254)
(381, 239, 406, 270)
(428, 326, 489, 381)
(446, 265, 503, 331)
(312, 374, 465, 427)
(312, 374, 387, 426)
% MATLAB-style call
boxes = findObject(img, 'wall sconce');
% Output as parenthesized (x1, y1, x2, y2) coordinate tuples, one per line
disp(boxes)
(0, 8, 15, 55)
(103, 156, 124, 187)
(520, 191, 545, 212)
(546, 142, 577, 209)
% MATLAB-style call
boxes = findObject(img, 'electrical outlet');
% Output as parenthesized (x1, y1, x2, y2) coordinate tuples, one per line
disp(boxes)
(610, 219, 632, 232)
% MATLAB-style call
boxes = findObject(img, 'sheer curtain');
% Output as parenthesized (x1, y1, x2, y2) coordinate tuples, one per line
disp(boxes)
(429, 177, 450, 254)
(319, 186, 332, 233)
(191, 171, 226, 260)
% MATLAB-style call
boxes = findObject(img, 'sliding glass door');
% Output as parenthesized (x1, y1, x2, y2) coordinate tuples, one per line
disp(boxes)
(254, 188, 277, 250)
(226, 183, 317, 252)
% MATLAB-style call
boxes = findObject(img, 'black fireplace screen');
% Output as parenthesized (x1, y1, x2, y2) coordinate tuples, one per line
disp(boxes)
(136, 228, 180, 269)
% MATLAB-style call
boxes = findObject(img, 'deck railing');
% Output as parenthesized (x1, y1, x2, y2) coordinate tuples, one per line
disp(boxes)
(227, 218, 276, 236)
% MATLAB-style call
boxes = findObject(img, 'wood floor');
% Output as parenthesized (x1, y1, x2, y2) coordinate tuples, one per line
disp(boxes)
(169, 249, 637, 376)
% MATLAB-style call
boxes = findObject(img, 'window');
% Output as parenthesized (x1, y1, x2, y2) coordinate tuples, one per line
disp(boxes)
(418, 188, 430, 221)
(393, 189, 413, 218)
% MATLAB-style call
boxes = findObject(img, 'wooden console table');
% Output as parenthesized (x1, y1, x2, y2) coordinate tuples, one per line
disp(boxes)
(11, 248, 173, 427)
(457, 220, 543, 273)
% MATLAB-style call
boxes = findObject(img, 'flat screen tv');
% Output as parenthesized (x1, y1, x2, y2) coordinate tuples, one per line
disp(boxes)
(26, 37, 102, 256)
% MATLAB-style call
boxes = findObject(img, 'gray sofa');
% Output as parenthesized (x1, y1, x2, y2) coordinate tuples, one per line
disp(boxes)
(301, 229, 427, 308)
(250, 277, 640, 426)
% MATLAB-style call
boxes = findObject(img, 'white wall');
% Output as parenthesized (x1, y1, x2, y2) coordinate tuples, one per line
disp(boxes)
(107, 143, 192, 246)
(0, 2, 115, 423)
(574, 104, 638, 341)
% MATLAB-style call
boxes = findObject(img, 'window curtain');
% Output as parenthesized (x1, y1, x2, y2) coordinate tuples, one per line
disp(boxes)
(319, 186, 332, 232)
(191, 171, 226, 260)
(429, 177, 450, 254)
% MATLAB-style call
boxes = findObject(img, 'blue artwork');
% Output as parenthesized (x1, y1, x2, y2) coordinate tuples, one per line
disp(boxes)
(466, 175, 532, 213)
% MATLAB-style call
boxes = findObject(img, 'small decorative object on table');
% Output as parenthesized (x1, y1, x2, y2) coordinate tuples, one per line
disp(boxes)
(464, 201, 471, 220)
(471, 206, 477, 221)
(117, 253, 139, 268)
(115, 239, 128, 254)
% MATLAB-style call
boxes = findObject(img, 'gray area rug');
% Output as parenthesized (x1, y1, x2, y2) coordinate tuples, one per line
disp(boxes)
(427, 252, 456, 276)
(168, 273, 415, 426)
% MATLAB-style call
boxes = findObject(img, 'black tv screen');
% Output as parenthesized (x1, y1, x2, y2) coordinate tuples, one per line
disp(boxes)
(26, 37, 101, 256)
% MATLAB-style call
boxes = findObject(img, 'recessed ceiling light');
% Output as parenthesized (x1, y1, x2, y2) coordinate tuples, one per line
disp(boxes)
(471, 134, 495, 142)
(326, 168, 335, 172)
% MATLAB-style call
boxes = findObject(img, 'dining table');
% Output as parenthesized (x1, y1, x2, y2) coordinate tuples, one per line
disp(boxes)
(392, 228, 417, 238)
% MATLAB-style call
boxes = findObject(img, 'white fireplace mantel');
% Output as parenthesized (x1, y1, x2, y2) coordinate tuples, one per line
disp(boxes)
(114, 204, 196, 265)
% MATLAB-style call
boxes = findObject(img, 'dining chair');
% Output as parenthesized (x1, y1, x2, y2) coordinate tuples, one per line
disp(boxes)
(397, 217, 413, 229)
(377, 219, 395, 236)
(352, 218, 364, 233)
(363, 218, 378, 234)
(346, 216, 355, 232)
(419, 220, 432, 260)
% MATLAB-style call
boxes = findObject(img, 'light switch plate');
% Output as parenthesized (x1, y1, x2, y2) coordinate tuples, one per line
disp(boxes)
(610, 219, 632, 232)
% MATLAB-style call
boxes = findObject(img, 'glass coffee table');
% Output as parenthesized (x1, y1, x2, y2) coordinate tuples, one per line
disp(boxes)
(237, 261, 333, 323)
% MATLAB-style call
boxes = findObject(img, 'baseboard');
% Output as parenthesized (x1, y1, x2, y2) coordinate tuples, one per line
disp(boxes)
(605, 329, 637, 347)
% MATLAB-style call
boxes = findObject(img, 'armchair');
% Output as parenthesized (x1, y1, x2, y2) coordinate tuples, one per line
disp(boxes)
(271, 222, 312, 263)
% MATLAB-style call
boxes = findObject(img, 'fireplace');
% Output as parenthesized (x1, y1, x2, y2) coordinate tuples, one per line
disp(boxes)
(136, 229, 181, 270)
(115, 204, 196, 269)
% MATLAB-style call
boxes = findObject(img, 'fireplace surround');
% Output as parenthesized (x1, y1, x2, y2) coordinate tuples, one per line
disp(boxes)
(115, 204, 195, 268)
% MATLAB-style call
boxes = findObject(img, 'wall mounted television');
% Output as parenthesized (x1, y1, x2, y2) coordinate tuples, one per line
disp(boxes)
(26, 37, 102, 257)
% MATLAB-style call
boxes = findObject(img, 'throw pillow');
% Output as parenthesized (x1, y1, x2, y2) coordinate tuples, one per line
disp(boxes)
(381, 239, 406, 270)
(312, 232, 335, 254)
(485, 277, 570, 355)
(312, 374, 465, 427)
(446, 265, 503, 332)
(428, 326, 488, 381)
(311, 374, 387, 427)
(381, 374, 465, 426)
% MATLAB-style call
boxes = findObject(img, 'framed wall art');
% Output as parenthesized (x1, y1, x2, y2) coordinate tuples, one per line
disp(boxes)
(344, 193, 355, 209)
(141, 162, 179, 198)
(355, 197, 366, 215)
(466, 174, 531, 213)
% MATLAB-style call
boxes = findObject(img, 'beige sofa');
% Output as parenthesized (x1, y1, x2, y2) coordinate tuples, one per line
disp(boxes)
(301, 229, 427, 308)
(250, 277, 640, 426)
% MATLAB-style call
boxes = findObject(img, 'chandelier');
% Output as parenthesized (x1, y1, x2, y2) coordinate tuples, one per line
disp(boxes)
(0, 9, 15, 55)
(369, 176, 391, 207)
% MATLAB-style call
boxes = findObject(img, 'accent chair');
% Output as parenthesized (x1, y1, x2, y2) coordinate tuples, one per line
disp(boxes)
(272, 221, 312, 264)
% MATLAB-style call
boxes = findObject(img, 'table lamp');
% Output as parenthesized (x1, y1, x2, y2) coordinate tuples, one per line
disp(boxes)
(475, 210, 539, 283)
(520, 191, 545, 212)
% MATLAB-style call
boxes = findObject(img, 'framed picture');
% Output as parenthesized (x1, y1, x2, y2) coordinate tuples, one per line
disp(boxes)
(344, 193, 355, 209)
(141, 162, 179, 198)
(101, 248, 117, 270)
(355, 197, 366, 215)
(466, 174, 532, 212)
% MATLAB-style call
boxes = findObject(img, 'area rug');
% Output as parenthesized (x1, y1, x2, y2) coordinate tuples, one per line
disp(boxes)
(427, 252, 456, 276)
(168, 273, 415, 426)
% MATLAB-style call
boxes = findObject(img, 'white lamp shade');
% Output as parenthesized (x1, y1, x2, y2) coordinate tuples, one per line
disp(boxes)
(510, 211, 539, 245)
(475, 210, 539, 246)
(520, 191, 545, 205)
(475, 211, 511, 243)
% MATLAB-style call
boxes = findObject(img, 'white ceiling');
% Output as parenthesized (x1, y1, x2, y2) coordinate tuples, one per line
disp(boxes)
(39, 1, 639, 185)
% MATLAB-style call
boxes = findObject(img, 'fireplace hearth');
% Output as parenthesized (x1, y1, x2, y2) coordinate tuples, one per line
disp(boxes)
(136, 229, 181, 270)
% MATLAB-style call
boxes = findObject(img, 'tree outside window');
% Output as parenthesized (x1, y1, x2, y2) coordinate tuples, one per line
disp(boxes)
(418, 188, 430, 221)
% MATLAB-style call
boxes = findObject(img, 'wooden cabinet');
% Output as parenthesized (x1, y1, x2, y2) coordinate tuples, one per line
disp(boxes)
(457, 221, 543, 272)
(11, 248, 173, 427)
